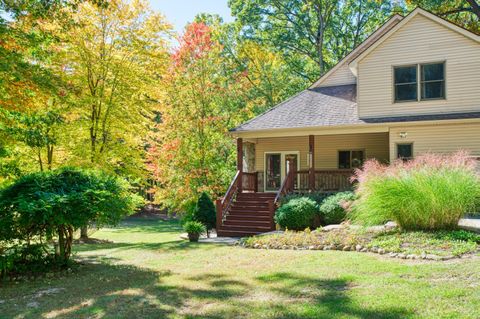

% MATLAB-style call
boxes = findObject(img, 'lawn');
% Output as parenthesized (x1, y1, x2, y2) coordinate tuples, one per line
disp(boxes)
(1, 218, 480, 319)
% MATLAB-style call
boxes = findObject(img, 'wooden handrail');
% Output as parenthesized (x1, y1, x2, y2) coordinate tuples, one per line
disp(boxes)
(274, 169, 295, 205)
(216, 170, 241, 229)
(222, 170, 240, 206)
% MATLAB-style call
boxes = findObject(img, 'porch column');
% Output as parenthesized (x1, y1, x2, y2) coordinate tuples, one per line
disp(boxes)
(237, 138, 243, 192)
(309, 135, 315, 191)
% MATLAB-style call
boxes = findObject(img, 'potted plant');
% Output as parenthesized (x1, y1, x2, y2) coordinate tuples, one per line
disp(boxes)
(183, 221, 206, 242)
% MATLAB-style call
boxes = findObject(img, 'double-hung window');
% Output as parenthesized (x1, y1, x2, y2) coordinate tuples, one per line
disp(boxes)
(394, 62, 445, 102)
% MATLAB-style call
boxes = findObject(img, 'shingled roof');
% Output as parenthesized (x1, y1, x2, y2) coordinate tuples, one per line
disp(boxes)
(231, 83, 480, 132)
(231, 84, 363, 132)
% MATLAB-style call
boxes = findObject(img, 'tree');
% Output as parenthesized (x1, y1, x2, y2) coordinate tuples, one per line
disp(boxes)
(229, 0, 395, 81)
(405, 0, 480, 33)
(0, 167, 142, 262)
(195, 192, 216, 237)
(59, 0, 170, 238)
(0, 108, 63, 171)
(152, 22, 248, 211)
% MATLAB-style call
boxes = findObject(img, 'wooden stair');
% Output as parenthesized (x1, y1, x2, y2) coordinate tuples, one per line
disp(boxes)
(217, 192, 276, 237)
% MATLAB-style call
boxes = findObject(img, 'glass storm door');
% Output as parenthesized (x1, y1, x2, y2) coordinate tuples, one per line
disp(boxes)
(265, 152, 299, 191)
(265, 153, 281, 191)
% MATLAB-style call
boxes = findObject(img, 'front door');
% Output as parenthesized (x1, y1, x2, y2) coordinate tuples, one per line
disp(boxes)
(265, 153, 281, 191)
(265, 152, 299, 192)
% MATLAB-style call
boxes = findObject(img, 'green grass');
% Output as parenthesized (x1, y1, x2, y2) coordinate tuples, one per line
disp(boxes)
(1, 218, 480, 318)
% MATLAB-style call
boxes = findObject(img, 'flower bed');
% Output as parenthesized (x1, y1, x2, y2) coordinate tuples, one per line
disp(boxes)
(240, 225, 480, 261)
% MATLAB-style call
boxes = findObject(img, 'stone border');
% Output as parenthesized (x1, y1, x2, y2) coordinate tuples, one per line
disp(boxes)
(243, 242, 478, 261)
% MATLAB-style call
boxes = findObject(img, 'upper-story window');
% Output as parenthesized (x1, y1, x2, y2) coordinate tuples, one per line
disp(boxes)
(421, 63, 445, 100)
(394, 62, 445, 102)
(394, 66, 417, 102)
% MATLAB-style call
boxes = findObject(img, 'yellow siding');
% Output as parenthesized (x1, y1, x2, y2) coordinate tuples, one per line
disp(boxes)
(314, 133, 389, 168)
(358, 14, 480, 118)
(254, 133, 389, 171)
(389, 122, 480, 160)
(319, 64, 356, 87)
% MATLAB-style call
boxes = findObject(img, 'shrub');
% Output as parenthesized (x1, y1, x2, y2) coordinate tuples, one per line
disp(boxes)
(319, 191, 356, 225)
(181, 199, 198, 226)
(0, 167, 143, 267)
(279, 192, 334, 206)
(183, 221, 206, 234)
(351, 152, 480, 230)
(274, 197, 319, 230)
(194, 192, 216, 235)
(183, 221, 206, 242)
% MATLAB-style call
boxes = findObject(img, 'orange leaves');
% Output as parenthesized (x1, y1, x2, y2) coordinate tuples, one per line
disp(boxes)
(172, 22, 215, 68)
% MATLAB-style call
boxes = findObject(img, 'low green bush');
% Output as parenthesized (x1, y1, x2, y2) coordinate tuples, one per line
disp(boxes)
(274, 197, 319, 230)
(319, 191, 356, 225)
(352, 152, 480, 230)
(279, 192, 334, 206)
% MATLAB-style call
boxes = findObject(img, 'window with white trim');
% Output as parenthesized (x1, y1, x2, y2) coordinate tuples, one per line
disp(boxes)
(394, 62, 445, 102)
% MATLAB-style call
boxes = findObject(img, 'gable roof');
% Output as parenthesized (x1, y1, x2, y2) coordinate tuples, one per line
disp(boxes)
(349, 8, 480, 75)
(310, 14, 403, 88)
(232, 7, 480, 134)
(231, 85, 361, 132)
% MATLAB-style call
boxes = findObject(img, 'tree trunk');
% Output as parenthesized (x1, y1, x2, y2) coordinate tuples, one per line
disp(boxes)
(80, 226, 88, 240)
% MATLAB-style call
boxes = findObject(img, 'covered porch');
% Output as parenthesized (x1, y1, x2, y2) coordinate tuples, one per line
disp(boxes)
(216, 131, 390, 237)
(238, 131, 390, 194)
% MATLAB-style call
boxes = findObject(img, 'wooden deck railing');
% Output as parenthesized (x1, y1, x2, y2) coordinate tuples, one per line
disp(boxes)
(275, 169, 354, 198)
(215, 170, 240, 228)
(242, 172, 258, 192)
(314, 169, 354, 192)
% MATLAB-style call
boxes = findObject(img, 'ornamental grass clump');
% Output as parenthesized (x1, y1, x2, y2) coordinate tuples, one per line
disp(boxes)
(351, 151, 480, 230)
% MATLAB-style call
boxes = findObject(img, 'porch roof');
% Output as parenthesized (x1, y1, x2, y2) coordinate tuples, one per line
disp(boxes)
(231, 84, 363, 132)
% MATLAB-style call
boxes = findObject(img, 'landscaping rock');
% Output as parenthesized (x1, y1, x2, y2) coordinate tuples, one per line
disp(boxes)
(321, 224, 344, 232)
(384, 221, 398, 230)
(360, 248, 368, 252)
(389, 252, 398, 257)
(398, 253, 406, 259)
(377, 248, 386, 255)
(425, 254, 441, 261)
(355, 244, 363, 252)
(308, 245, 315, 250)
(342, 246, 351, 251)
(365, 226, 386, 233)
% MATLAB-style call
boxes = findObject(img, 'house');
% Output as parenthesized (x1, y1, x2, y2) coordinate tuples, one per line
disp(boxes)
(216, 8, 480, 237)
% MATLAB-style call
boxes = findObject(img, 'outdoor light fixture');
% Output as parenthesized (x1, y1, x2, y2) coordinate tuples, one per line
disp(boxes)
(399, 132, 408, 139)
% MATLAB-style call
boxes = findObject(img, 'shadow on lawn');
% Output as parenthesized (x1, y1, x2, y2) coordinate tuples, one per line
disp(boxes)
(255, 272, 414, 319)
(1, 263, 415, 319)
(73, 240, 225, 253)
